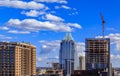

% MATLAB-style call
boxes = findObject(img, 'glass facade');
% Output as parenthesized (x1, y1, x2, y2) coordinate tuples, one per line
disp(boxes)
(59, 33, 76, 76)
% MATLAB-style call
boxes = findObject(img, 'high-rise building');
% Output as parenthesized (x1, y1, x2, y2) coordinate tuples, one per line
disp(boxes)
(86, 38, 110, 70)
(85, 38, 110, 70)
(59, 32, 76, 76)
(0, 42, 36, 76)
(79, 56, 85, 70)
(85, 38, 110, 76)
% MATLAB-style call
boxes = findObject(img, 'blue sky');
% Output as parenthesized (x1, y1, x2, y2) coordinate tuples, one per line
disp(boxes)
(0, 0, 120, 67)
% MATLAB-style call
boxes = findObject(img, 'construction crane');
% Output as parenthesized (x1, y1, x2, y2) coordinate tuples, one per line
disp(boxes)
(46, 58, 59, 67)
(100, 13, 105, 38)
(48, 58, 59, 61)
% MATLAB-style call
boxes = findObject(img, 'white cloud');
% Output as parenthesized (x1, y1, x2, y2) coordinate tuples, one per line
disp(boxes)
(37, 57, 43, 62)
(39, 40, 60, 54)
(55, 56, 59, 59)
(61, 5, 71, 9)
(0, 26, 9, 30)
(73, 8, 77, 10)
(8, 30, 30, 34)
(76, 42, 85, 56)
(96, 33, 120, 51)
(111, 54, 120, 67)
(36, 55, 53, 67)
(55, 5, 71, 9)
(67, 23, 82, 29)
(111, 54, 120, 59)
(21, 10, 46, 17)
(6, 19, 81, 32)
(69, 12, 79, 16)
(45, 14, 64, 22)
(106, 28, 117, 31)
(37, 56, 48, 62)
(0, 34, 12, 40)
(0, 1, 47, 10)
(34, 0, 67, 4)
(55, 6, 62, 9)
(116, 41, 120, 51)
(0, 0, 19, 1)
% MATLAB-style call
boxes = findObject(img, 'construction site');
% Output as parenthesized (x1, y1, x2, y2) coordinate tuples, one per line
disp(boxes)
(85, 38, 110, 70)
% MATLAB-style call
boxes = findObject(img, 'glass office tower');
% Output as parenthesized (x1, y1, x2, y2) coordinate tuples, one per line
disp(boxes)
(59, 32, 76, 76)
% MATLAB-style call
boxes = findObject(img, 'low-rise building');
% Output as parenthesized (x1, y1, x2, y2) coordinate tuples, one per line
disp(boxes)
(37, 63, 64, 76)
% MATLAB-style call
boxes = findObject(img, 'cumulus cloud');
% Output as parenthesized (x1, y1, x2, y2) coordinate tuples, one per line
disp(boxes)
(0, 26, 9, 30)
(0, 34, 12, 40)
(36, 55, 58, 67)
(37, 56, 48, 62)
(21, 10, 46, 17)
(8, 30, 30, 34)
(111, 54, 120, 59)
(36, 55, 49, 66)
(61, 5, 71, 9)
(34, 0, 67, 4)
(67, 23, 82, 29)
(55, 5, 71, 9)
(76, 42, 85, 56)
(6, 19, 81, 32)
(0, 0, 47, 10)
(45, 14, 64, 22)
(39, 40, 60, 54)
(111, 54, 120, 67)
(96, 33, 120, 51)
(37, 57, 43, 62)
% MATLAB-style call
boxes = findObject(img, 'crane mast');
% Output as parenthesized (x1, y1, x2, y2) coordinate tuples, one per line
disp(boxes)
(100, 13, 105, 38)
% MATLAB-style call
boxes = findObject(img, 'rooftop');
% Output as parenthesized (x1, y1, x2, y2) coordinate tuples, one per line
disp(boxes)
(63, 32, 74, 41)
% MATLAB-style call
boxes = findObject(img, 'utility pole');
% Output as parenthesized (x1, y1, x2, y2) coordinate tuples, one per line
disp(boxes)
(100, 13, 105, 38)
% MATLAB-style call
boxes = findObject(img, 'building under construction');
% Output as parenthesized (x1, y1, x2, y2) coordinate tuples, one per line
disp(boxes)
(85, 38, 110, 70)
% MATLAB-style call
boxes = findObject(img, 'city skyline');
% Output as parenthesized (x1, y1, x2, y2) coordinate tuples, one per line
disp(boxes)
(0, 0, 120, 67)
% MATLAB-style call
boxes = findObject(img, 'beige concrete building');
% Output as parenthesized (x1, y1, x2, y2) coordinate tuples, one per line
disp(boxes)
(79, 56, 85, 70)
(0, 42, 36, 76)
(52, 63, 60, 70)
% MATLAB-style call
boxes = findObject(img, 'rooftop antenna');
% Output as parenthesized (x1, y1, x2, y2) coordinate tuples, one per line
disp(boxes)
(100, 13, 105, 38)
